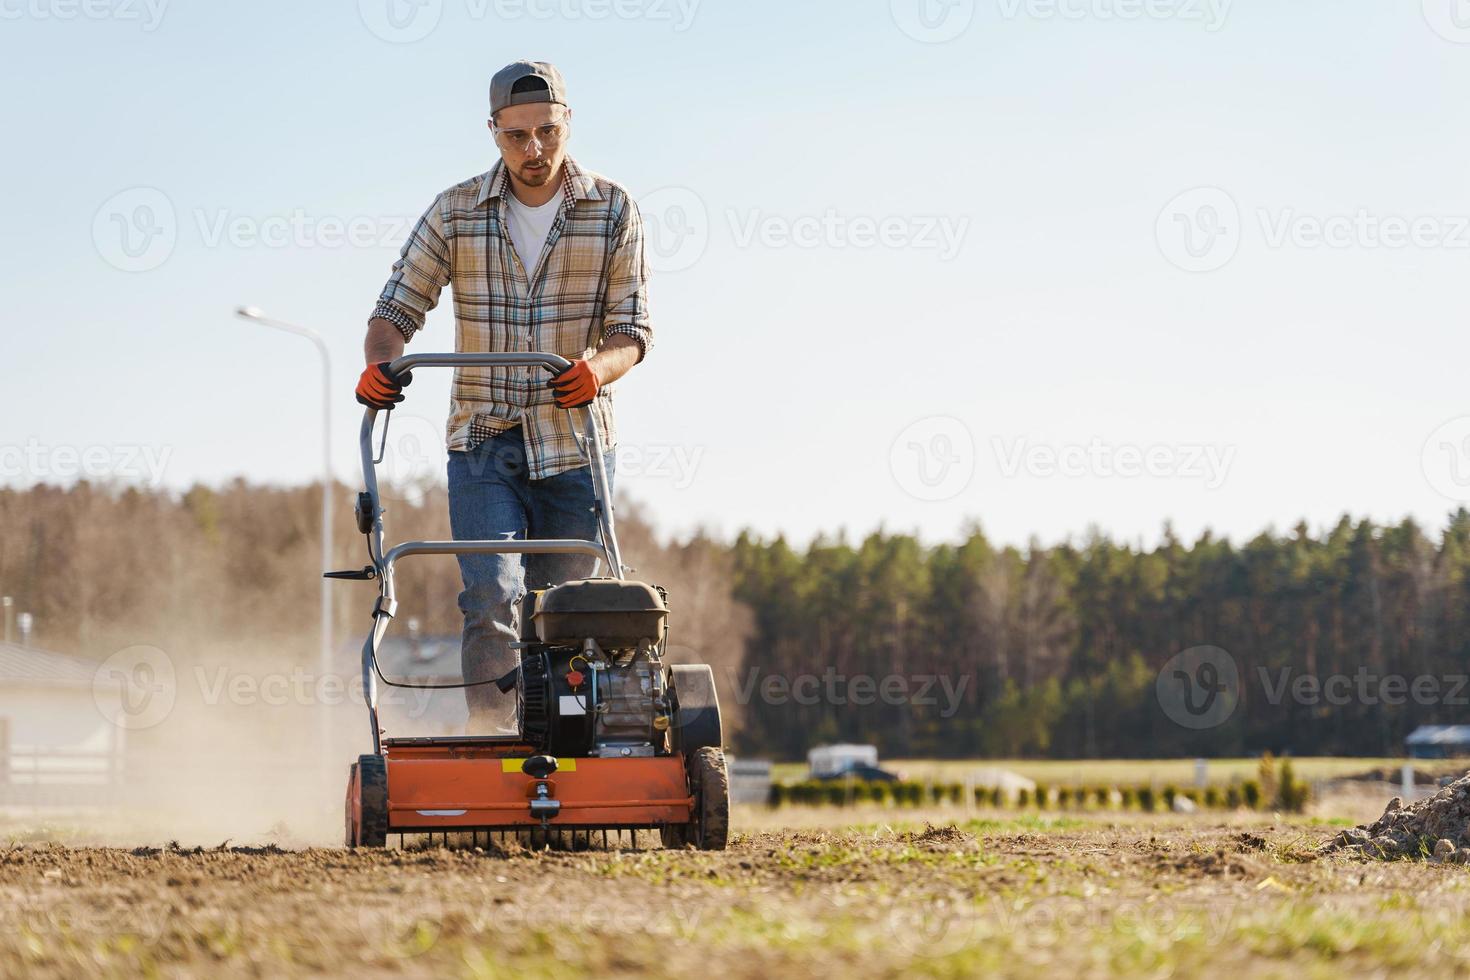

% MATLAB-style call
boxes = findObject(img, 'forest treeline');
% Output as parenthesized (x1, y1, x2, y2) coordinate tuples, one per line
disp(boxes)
(731, 514, 1470, 760)
(3, 481, 1468, 760)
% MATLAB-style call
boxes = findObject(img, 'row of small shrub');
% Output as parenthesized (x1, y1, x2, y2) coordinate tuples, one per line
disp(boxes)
(774, 780, 962, 807)
(769, 771, 1308, 812)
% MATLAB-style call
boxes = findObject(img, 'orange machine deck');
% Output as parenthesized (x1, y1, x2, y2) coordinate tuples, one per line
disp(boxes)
(382, 744, 694, 830)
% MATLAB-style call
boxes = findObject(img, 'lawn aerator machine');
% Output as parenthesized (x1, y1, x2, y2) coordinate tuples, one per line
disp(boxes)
(329, 352, 728, 850)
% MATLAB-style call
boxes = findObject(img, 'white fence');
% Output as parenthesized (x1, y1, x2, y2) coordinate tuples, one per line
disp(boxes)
(0, 745, 126, 807)
(727, 757, 773, 805)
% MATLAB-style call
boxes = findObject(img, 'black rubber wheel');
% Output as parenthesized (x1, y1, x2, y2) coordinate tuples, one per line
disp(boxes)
(355, 753, 389, 848)
(661, 746, 729, 851)
(667, 664, 722, 755)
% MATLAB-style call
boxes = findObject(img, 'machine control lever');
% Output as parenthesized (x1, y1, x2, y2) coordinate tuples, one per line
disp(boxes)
(324, 567, 377, 581)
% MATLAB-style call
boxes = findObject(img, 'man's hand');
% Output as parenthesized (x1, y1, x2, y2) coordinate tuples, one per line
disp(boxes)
(355, 362, 413, 409)
(547, 359, 599, 409)
(546, 337, 642, 409)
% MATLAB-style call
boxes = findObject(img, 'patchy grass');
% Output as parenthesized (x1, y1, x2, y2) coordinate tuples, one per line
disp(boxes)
(5, 814, 1470, 977)
(961, 814, 1089, 833)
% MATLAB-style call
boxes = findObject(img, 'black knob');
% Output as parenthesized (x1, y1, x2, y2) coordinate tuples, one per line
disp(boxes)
(355, 492, 375, 534)
(521, 755, 558, 779)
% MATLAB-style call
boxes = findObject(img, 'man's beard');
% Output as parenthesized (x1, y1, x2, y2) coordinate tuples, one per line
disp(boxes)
(515, 160, 554, 186)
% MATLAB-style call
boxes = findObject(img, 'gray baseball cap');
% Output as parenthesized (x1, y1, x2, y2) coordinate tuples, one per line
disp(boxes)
(489, 61, 568, 117)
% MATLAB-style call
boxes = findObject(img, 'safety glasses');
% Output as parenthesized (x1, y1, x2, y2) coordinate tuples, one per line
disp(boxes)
(493, 119, 569, 154)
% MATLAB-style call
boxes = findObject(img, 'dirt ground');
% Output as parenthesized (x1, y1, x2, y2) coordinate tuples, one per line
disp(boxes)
(6, 807, 1470, 979)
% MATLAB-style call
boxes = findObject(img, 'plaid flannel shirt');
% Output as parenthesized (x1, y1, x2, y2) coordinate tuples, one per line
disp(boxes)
(372, 156, 651, 480)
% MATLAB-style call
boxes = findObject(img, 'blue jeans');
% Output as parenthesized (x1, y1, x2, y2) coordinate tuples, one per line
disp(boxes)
(447, 426, 615, 732)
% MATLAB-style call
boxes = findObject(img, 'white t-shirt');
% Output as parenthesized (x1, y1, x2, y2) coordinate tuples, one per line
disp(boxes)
(504, 186, 564, 277)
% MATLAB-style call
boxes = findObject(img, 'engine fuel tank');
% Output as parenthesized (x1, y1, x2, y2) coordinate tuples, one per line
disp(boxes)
(532, 579, 668, 648)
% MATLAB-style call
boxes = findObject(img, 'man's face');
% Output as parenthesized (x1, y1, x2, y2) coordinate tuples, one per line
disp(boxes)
(490, 102, 571, 188)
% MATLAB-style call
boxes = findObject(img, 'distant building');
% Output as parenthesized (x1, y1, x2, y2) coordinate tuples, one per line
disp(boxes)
(1406, 725, 1470, 759)
(0, 641, 124, 806)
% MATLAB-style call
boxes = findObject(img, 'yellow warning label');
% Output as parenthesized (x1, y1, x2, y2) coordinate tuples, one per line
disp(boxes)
(501, 758, 577, 773)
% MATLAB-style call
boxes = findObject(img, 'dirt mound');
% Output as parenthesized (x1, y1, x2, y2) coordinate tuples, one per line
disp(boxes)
(899, 823, 975, 848)
(1323, 771, 1470, 861)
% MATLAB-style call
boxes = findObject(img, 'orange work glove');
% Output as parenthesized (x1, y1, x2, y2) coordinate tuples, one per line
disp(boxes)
(547, 359, 599, 409)
(354, 362, 412, 409)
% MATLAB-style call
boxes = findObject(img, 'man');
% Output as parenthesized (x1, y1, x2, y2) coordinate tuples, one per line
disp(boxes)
(356, 60, 651, 733)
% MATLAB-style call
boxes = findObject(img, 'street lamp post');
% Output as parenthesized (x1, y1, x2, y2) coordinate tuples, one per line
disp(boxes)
(234, 306, 334, 762)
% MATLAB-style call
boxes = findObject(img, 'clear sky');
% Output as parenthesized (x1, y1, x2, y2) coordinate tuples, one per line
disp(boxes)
(5, 0, 1470, 549)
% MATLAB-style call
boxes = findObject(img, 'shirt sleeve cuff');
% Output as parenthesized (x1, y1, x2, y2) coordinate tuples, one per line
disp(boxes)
(604, 324, 651, 362)
(372, 303, 421, 343)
